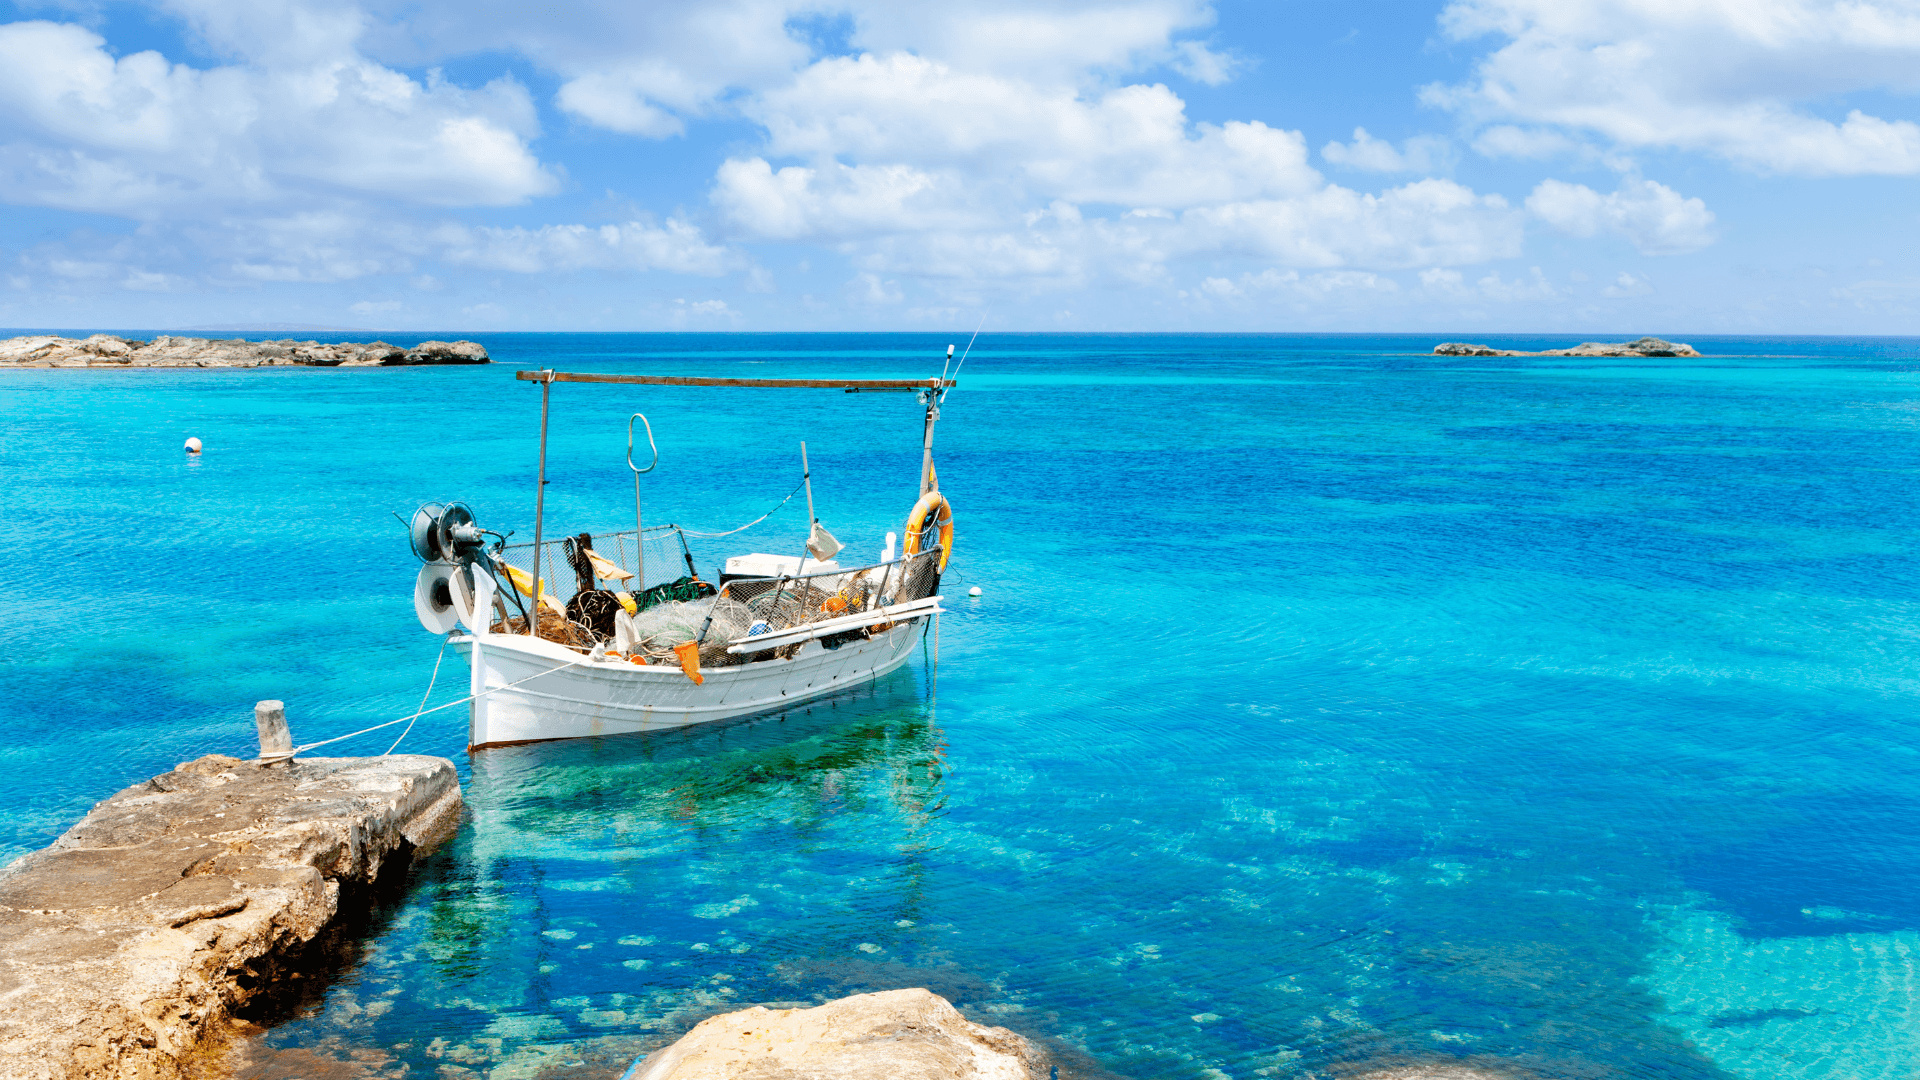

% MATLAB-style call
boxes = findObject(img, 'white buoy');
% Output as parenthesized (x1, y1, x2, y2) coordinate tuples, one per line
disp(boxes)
(184, 437, 202, 454)
(968, 586, 982, 597)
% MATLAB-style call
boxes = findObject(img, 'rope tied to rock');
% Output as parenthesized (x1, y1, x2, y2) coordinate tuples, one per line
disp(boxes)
(257, 648, 589, 762)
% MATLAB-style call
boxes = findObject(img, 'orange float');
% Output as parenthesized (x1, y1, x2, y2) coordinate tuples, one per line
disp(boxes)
(902, 491, 954, 572)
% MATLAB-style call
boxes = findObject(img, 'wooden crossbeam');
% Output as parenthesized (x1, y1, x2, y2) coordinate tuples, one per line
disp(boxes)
(515, 370, 953, 391)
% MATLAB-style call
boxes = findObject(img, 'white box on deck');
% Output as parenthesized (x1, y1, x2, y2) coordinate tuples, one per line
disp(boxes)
(724, 553, 841, 579)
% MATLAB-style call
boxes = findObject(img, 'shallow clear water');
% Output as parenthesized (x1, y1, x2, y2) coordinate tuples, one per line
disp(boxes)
(6, 333, 1920, 1079)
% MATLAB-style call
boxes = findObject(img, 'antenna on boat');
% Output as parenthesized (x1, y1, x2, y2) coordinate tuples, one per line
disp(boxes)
(917, 320, 978, 495)
(949, 315, 985, 388)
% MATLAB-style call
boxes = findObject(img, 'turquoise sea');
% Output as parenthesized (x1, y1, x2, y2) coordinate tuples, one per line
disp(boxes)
(6, 332, 1920, 1079)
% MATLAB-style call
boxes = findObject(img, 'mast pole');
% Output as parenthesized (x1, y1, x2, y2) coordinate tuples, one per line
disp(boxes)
(529, 370, 553, 637)
(919, 389, 941, 496)
(921, 345, 950, 496)
(798, 441, 816, 578)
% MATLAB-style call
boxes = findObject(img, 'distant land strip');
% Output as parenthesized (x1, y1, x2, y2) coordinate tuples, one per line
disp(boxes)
(1434, 337, 1700, 357)
(0, 333, 489, 368)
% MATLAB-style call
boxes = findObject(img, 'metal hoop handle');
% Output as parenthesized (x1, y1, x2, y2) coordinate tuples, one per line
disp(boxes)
(627, 413, 659, 474)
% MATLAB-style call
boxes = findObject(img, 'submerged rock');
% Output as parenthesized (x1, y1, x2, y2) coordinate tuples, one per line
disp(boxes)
(0, 334, 489, 368)
(627, 988, 1053, 1080)
(1434, 337, 1700, 357)
(0, 753, 461, 1080)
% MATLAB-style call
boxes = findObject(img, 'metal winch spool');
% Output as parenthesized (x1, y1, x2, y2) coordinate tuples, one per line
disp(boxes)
(409, 501, 494, 635)
(408, 501, 486, 565)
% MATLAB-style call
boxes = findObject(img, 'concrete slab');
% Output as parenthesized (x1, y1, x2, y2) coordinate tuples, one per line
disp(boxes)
(0, 753, 460, 1080)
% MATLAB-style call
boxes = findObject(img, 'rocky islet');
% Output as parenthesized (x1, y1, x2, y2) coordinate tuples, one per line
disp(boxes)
(0, 334, 489, 368)
(1432, 336, 1701, 357)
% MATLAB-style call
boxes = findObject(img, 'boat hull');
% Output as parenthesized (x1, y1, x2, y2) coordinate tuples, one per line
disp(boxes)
(453, 618, 928, 748)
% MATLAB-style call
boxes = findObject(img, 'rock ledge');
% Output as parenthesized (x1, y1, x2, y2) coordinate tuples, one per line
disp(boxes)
(0, 334, 488, 368)
(0, 753, 461, 1080)
(1434, 336, 1700, 357)
(629, 988, 1053, 1080)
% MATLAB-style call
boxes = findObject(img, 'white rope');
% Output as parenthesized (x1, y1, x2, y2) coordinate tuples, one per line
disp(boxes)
(679, 477, 808, 538)
(263, 649, 589, 760)
(381, 636, 447, 756)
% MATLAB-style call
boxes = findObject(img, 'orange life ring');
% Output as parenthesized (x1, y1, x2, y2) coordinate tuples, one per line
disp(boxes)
(903, 491, 954, 572)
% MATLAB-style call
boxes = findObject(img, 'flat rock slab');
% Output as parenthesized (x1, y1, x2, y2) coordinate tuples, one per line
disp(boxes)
(0, 334, 488, 368)
(627, 988, 1052, 1080)
(1433, 337, 1700, 357)
(0, 753, 461, 1080)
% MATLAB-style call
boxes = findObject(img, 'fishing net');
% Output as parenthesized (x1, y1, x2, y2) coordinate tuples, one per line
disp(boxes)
(613, 595, 755, 665)
(484, 521, 944, 662)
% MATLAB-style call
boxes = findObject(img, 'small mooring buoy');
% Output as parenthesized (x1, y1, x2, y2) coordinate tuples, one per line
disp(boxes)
(184, 436, 202, 454)
(968, 586, 982, 597)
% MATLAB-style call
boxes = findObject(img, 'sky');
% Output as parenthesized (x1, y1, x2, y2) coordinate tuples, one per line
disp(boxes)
(1, 0, 1918, 333)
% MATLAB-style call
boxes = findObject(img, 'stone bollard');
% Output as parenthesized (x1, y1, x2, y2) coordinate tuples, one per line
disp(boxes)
(254, 700, 293, 763)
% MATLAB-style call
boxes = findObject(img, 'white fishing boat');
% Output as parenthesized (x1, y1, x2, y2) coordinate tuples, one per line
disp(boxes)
(406, 359, 960, 749)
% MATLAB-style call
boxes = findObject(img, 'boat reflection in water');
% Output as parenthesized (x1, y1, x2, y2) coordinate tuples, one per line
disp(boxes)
(462, 667, 947, 852)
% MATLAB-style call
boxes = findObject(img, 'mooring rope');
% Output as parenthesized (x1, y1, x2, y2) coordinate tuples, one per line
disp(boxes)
(294, 475, 821, 762)
(262, 648, 590, 761)
(381, 636, 448, 756)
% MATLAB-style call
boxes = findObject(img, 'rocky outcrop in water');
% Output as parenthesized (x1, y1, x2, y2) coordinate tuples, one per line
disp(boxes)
(0, 334, 489, 368)
(627, 988, 1053, 1080)
(1434, 337, 1700, 357)
(0, 753, 461, 1080)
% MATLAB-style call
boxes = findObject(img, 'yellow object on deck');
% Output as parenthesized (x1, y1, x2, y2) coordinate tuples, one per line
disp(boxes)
(672, 640, 704, 685)
(613, 590, 638, 614)
(499, 563, 564, 615)
(585, 549, 634, 582)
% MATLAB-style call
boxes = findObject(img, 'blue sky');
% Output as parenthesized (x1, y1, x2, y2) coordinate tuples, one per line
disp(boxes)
(0, 0, 1917, 333)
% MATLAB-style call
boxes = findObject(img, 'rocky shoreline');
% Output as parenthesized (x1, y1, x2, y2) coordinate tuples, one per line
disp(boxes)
(0, 334, 488, 368)
(0, 752, 461, 1080)
(1434, 336, 1700, 357)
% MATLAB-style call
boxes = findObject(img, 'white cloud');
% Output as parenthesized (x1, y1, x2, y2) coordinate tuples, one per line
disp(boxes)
(1181, 267, 1400, 313)
(849, 272, 904, 304)
(667, 297, 743, 325)
(1321, 128, 1453, 173)
(7, 208, 735, 294)
(1418, 264, 1556, 301)
(713, 50, 1521, 286)
(436, 219, 734, 274)
(1174, 180, 1521, 268)
(1475, 266, 1556, 301)
(1434, 0, 1920, 175)
(1603, 270, 1652, 297)
(1471, 124, 1578, 159)
(555, 75, 687, 137)
(1526, 177, 1715, 254)
(1169, 40, 1244, 85)
(712, 157, 963, 241)
(846, 0, 1221, 83)
(0, 0, 1741, 316)
(359, 0, 1231, 138)
(745, 53, 1320, 209)
(0, 18, 555, 216)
